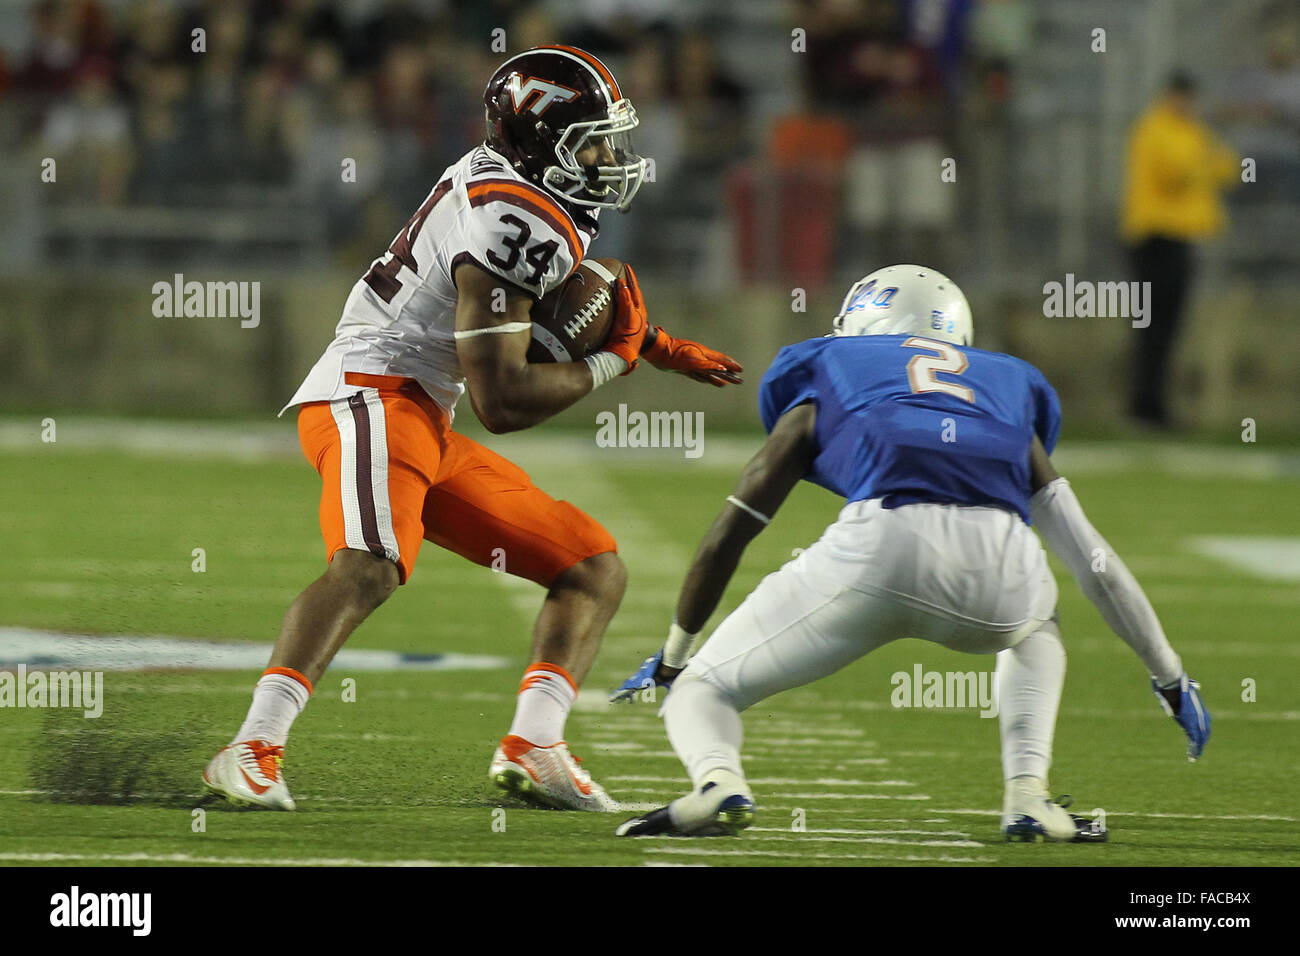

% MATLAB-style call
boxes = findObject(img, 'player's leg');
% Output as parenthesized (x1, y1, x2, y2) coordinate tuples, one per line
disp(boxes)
(265, 549, 398, 687)
(204, 385, 437, 809)
(622, 557, 905, 835)
(903, 509, 1089, 841)
(421, 433, 624, 810)
(994, 618, 1080, 841)
(526, 550, 626, 685)
(996, 619, 1066, 784)
(497, 550, 625, 797)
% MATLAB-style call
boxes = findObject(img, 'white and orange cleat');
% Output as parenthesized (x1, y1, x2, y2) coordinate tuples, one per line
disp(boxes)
(202, 740, 296, 811)
(489, 734, 618, 812)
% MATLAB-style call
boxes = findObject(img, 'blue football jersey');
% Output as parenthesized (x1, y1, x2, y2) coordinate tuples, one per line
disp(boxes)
(758, 334, 1061, 523)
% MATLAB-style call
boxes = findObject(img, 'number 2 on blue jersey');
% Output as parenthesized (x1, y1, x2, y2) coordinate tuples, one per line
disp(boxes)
(902, 337, 975, 403)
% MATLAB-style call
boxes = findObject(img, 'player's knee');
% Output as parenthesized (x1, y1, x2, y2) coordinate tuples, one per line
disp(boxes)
(553, 550, 626, 605)
(329, 548, 400, 610)
(671, 667, 744, 713)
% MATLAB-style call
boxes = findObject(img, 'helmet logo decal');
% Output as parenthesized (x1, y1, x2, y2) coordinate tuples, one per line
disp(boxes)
(506, 72, 580, 116)
(844, 280, 876, 313)
(845, 280, 898, 313)
(930, 310, 955, 334)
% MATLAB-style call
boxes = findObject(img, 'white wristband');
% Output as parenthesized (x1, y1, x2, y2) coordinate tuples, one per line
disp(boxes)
(453, 321, 533, 339)
(584, 350, 628, 389)
(663, 622, 698, 669)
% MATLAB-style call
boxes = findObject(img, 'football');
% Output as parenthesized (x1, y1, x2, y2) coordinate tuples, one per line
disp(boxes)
(527, 257, 624, 363)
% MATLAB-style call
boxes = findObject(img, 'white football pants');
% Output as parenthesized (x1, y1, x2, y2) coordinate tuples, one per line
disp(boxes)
(664, 498, 1064, 787)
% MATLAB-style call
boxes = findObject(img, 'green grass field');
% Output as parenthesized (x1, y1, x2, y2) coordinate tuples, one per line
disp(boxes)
(1, 421, 1296, 867)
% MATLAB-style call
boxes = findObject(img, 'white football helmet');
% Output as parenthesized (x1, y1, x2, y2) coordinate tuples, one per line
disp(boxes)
(832, 264, 973, 346)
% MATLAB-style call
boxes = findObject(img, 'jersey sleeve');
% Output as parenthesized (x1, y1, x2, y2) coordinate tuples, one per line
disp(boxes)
(759, 343, 819, 433)
(457, 180, 583, 299)
(1028, 365, 1063, 453)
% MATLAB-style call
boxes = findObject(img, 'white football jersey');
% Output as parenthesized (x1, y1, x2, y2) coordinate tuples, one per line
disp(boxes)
(283, 145, 598, 418)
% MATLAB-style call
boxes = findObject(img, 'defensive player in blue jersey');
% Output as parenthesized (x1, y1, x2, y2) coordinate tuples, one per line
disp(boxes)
(610, 264, 1210, 841)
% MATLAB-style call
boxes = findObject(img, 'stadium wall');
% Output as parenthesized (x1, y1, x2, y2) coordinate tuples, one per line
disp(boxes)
(3, 272, 1295, 439)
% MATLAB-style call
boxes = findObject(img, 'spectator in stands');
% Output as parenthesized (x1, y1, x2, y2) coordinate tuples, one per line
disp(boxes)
(189, 3, 251, 190)
(676, 29, 748, 172)
(37, 55, 130, 204)
(1221, 27, 1300, 204)
(1121, 71, 1239, 429)
(16, 0, 83, 99)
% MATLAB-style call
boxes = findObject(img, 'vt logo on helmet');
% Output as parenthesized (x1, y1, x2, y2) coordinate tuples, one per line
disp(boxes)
(832, 264, 974, 346)
(506, 75, 580, 116)
(485, 45, 648, 213)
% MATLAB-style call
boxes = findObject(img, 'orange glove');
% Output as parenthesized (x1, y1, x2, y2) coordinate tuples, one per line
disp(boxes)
(641, 325, 744, 387)
(603, 265, 649, 373)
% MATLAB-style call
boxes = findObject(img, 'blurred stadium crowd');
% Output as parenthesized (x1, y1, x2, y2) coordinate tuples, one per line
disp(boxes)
(3, 0, 1298, 289)
(1, 0, 1297, 431)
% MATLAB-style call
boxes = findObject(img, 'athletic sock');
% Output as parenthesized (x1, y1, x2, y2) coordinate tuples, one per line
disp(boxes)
(663, 675, 749, 792)
(995, 622, 1067, 782)
(233, 667, 313, 747)
(507, 663, 577, 747)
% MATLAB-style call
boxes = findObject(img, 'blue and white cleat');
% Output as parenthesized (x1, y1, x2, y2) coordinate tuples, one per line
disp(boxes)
(616, 771, 755, 837)
(1153, 674, 1210, 761)
(1001, 776, 1082, 843)
(608, 650, 672, 704)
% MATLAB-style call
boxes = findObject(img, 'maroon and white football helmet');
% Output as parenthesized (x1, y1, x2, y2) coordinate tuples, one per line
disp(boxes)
(484, 45, 647, 213)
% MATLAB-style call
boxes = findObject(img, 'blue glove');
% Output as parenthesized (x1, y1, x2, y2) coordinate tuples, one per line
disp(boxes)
(609, 650, 673, 703)
(1153, 674, 1211, 761)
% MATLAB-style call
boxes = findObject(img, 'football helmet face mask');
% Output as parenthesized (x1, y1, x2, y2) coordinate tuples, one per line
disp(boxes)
(484, 46, 648, 213)
(832, 264, 974, 346)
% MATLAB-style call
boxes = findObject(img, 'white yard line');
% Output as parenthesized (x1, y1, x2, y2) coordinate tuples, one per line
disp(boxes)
(1057, 707, 1300, 721)
(750, 826, 972, 837)
(591, 745, 899, 763)
(0, 851, 528, 867)
(607, 775, 914, 786)
(930, 807, 1297, 823)
(736, 737, 880, 748)
(0, 628, 509, 673)
(755, 814, 957, 823)
(642, 861, 710, 867)
(0, 788, 397, 805)
(747, 833, 985, 848)
(593, 751, 685, 760)
(641, 846, 984, 864)
(737, 724, 869, 736)
(1186, 535, 1300, 582)
(611, 788, 932, 801)
(763, 791, 932, 801)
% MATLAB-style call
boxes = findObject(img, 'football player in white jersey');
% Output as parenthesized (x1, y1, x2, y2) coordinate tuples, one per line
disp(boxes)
(203, 46, 742, 812)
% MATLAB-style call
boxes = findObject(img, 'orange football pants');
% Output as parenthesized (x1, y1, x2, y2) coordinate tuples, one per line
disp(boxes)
(298, 373, 617, 585)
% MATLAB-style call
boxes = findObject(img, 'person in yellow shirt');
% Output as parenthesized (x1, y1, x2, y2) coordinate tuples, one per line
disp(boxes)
(1121, 71, 1239, 428)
